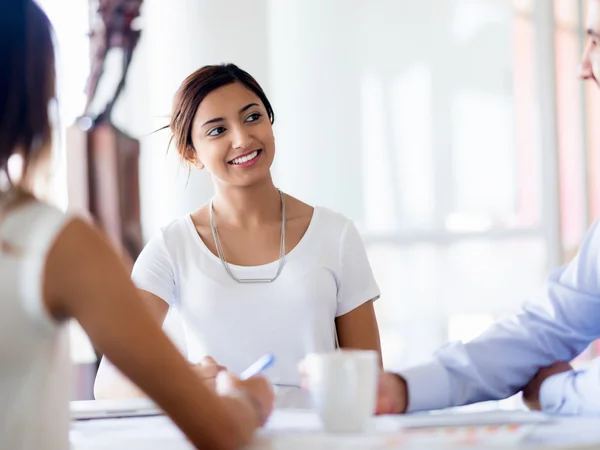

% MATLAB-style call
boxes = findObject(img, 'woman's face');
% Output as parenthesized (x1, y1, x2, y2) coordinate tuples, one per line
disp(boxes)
(190, 82, 275, 187)
(581, 0, 600, 87)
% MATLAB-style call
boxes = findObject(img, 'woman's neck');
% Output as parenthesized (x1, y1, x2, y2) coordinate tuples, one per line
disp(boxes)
(211, 177, 282, 228)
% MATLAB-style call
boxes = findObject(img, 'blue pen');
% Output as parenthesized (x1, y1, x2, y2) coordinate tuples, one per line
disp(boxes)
(240, 353, 276, 380)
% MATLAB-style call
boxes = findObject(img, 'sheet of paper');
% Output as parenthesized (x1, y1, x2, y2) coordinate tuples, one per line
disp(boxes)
(263, 409, 549, 433)
(259, 423, 533, 450)
(526, 416, 600, 448)
(70, 408, 600, 450)
(70, 398, 161, 420)
(260, 410, 536, 449)
(70, 415, 193, 450)
(378, 410, 551, 429)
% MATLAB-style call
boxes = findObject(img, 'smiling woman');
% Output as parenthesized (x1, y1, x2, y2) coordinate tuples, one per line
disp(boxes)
(94, 63, 384, 406)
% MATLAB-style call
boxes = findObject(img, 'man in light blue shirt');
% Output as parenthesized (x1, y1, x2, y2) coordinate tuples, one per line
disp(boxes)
(376, 0, 600, 416)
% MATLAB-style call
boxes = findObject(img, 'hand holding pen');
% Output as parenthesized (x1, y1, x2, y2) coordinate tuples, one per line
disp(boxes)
(215, 354, 277, 426)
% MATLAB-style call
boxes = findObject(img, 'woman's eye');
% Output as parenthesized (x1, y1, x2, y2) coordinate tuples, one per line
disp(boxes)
(245, 113, 262, 123)
(207, 126, 226, 136)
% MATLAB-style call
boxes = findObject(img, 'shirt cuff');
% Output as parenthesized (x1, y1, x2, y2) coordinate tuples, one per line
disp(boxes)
(398, 361, 452, 412)
(539, 371, 571, 414)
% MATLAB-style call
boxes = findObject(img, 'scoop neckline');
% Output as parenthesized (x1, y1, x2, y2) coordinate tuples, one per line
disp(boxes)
(185, 206, 321, 271)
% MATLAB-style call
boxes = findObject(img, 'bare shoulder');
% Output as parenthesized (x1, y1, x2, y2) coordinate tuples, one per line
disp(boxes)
(50, 216, 105, 255)
(283, 194, 314, 221)
(46, 216, 132, 287)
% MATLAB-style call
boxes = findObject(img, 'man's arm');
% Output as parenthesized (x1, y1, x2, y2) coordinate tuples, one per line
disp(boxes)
(528, 359, 600, 414)
(397, 221, 600, 412)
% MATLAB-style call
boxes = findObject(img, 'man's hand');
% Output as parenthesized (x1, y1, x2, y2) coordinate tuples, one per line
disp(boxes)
(522, 361, 573, 411)
(299, 359, 408, 415)
(375, 372, 409, 415)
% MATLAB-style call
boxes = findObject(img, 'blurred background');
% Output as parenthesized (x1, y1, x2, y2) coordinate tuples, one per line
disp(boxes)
(38, 0, 600, 400)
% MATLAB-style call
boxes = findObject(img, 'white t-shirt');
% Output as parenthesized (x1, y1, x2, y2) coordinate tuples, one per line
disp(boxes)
(0, 201, 72, 450)
(132, 206, 380, 387)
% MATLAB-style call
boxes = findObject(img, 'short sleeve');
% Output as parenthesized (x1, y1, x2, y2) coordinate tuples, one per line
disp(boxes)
(131, 233, 177, 306)
(335, 220, 380, 316)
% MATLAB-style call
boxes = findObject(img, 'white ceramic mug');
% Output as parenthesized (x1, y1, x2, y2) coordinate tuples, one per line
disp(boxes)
(303, 350, 379, 433)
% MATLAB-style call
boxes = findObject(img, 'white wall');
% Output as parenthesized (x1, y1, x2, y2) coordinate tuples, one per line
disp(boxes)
(129, 0, 517, 234)
(268, 0, 364, 220)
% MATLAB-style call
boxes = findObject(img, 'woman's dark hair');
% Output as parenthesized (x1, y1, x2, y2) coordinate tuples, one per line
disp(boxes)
(170, 63, 275, 165)
(0, 0, 55, 184)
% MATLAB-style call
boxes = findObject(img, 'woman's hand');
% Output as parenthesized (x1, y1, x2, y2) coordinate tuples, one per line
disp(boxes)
(192, 356, 227, 390)
(217, 371, 275, 436)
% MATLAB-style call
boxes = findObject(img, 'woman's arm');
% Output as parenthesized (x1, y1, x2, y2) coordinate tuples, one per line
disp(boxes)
(94, 290, 169, 399)
(45, 218, 272, 449)
(336, 300, 383, 367)
(335, 218, 383, 366)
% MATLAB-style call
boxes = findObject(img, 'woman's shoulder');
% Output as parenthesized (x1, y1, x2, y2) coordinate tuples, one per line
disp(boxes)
(2, 199, 69, 242)
(143, 203, 212, 255)
(283, 194, 310, 213)
(156, 213, 198, 239)
(284, 194, 354, 241)
(142, 213, 197, 255)
(312, 205, 354, 234)
(5, 198, 64, 221)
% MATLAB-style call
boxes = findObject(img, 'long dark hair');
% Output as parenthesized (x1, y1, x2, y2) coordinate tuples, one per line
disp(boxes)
(0, 0, 56, 186)
(169, 63, 275, 166)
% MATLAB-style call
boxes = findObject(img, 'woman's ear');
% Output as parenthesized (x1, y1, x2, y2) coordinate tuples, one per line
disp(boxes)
(184, 145, 204, 170)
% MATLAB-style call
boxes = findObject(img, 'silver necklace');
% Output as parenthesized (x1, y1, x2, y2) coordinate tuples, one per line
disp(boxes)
(209, 190, 286, 283)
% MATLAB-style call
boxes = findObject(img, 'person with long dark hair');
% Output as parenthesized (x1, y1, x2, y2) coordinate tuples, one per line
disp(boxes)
(0, 2, 273, 449)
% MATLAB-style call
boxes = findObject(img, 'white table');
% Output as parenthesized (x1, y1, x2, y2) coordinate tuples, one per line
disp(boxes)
(70, 409, 600, 449)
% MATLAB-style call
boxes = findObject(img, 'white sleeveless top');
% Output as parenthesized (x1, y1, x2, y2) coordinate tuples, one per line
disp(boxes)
(0, 201, 72, 450)
(132, 206, 380, 387)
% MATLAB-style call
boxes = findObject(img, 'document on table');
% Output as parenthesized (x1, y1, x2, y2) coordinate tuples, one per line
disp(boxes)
(264, 409, 550, 433)
(379, 410, 551, 429)
(258, 409, 553, 449)
(525, 416, 600, 448)
(72, 409, 582, 450)
(70, 415, 193, 450)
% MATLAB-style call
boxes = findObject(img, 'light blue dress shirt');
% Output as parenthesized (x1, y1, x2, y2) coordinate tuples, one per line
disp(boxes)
(399, 221, 600, 415)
